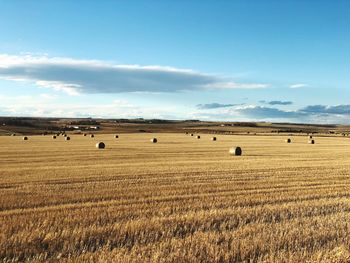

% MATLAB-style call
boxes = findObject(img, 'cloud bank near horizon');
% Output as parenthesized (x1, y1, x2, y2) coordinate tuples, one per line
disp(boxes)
(235, 104, 350, 123)
(1, 93, 350, 124)
(0, 54, 269, 95)
(193, 103, 350, 124)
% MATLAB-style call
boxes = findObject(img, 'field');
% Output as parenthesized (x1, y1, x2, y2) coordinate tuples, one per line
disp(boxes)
(1, 133, 350, 262)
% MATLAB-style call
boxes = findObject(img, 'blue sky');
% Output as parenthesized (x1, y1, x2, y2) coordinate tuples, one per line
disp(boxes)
(1, 0, 350, 123)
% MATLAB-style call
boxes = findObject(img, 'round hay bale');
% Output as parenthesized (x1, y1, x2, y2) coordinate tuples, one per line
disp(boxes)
(229, 147, 242, 156)
(285, 138, 291, 143)
(96, 142, 105, 149)
(83, 133, 87, 136)
(23, 136, 28, 141)
(185, 132, 188, 135)
(196, 135, 201, 139)
(63, 134, 67, 138)
(115, 135, 119, 139)
(211, 137, 217, 141)
(65, 136, 71, 141)
(150, 138, 157, 143)
(308, 139, 315, 144)
(52, 135, 57, 139)
(309, 135, 313, 139)
(190, 133, 194, 136)
(11, 133, 16, 136)
(90, 134, 94, 138)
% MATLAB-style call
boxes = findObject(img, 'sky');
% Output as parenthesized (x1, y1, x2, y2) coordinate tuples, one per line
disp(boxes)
(1, 0, 350, 123)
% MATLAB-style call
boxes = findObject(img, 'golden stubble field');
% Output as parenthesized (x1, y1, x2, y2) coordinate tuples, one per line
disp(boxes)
(1, 133, 350, 262)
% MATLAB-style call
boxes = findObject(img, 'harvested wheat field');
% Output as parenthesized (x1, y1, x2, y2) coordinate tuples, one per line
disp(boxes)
(1, 133, 350, 262)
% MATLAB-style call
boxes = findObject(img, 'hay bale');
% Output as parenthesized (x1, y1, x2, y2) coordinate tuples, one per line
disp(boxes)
(23, 136, 28, 141)
(285, 138, 291, 143)
(65, 137, 70, 141)
(83, 133, 87, 136)
(308, 139, 315, 144)
(309, 135, 313, 139)
(96, 142, 105, 149)
(196, 135, 201, 139)
(52, 135, 57, 139)
(90, 134, 94, 138)
(11, 133, 16, 136)
(150, 138, 157, 143)
(63, 134, 67, 138)
(211, 137, 217, 141)
(229, 147, 242, 156)
(190, 133, 194, 136)
(115, 135, 119, 139)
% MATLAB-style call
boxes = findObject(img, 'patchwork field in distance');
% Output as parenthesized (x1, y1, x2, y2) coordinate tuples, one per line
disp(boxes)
(1, 133, 350, 262)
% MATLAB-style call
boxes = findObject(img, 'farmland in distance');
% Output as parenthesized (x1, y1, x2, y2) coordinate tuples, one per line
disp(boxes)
(1, 133, 350, 262)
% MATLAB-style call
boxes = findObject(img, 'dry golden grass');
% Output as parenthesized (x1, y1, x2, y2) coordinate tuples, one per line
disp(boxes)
(1, 133, 350, 262)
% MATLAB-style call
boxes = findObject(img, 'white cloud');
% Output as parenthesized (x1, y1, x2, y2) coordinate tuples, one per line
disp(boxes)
(289, 83, 308, 89)
(0, 54, 269, 95)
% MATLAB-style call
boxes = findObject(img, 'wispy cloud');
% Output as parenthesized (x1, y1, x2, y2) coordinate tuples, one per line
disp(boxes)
(289, 83, 308, 89)
(0, 54, 269, 95)
(259, 100, 293, 105)
(196, 103, 237, 109)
